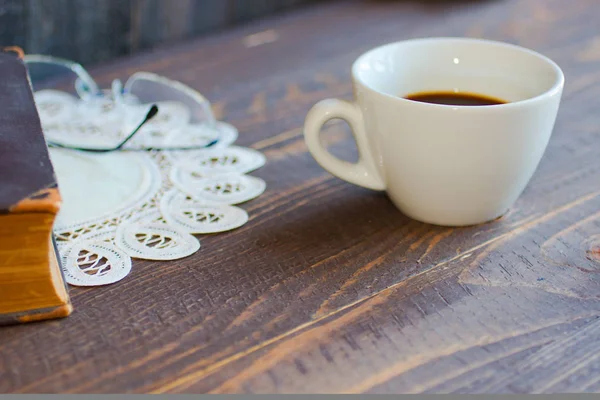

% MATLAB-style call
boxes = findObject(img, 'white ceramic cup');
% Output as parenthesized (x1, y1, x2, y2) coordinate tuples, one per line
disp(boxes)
(304, 38, 564, 226)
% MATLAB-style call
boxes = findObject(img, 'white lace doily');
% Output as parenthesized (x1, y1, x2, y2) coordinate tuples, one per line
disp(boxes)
(35, 73, 266, 287)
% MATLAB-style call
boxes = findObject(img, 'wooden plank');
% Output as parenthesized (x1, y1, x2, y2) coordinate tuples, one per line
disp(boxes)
(2, 0, 319, 65)
(129, 0, 317, 52)
(0, 0, 28, 50)
(1, 0, 600, 394)
(25, 0, 131, 64)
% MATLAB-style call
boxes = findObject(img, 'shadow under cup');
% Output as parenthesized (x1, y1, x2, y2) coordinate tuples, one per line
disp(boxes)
(350, 38, 564, 226)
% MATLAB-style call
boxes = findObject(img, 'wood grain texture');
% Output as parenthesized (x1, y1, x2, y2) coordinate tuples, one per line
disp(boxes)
(2, 0, 600, 394)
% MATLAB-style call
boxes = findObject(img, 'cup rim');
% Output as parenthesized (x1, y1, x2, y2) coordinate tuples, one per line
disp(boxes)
(351, 37, 565, 109)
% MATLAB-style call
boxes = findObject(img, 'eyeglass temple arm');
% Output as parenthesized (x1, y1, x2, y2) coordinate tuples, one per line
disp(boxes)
(22, 54, 101, 97)
(46, 104, 159, 153)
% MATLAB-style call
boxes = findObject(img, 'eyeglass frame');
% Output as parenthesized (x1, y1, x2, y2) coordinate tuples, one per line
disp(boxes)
(23, 54, 221, 152)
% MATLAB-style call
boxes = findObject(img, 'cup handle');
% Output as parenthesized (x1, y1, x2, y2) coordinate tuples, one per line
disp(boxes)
(304, 99, 385, 190)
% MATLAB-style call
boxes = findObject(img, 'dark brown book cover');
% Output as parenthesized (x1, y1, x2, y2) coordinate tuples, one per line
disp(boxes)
(0, 48, 72, 324)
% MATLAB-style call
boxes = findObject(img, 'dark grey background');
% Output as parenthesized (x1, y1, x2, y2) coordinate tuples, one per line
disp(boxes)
(0, 0, 320, 65)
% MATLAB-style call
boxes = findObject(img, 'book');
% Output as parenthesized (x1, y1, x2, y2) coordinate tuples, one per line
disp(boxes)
(0, 48, 72, 324)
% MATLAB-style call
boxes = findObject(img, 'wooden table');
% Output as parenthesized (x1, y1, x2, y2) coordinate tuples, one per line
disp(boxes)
(2, 0, 600, 394)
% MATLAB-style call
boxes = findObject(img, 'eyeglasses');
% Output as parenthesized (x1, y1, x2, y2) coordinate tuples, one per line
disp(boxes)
(24, 55, 226, 152)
